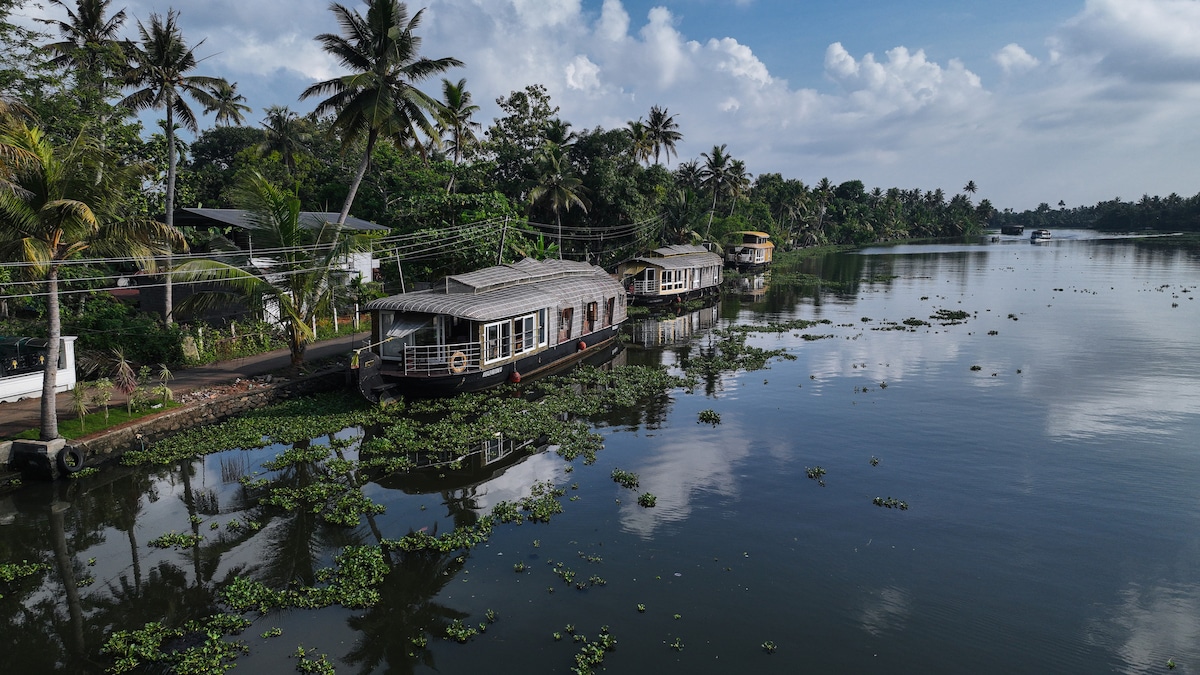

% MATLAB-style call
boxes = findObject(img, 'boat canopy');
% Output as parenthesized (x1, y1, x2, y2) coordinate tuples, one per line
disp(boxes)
(620, 251, 721, 271)
(366, 259, 623, 322)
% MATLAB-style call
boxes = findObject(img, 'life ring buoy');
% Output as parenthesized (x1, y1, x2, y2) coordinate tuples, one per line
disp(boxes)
(57, 446, 85, 474)
(448, 351, 468, 374)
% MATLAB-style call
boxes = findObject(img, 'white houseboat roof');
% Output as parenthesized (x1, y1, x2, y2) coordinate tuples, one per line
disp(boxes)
(618, 247, 723, 273)
(366, 258, 623, 321)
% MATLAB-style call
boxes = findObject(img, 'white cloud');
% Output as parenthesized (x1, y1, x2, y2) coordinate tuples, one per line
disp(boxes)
(564, 54, 601, 91)
(994, 43, 1040, 75)
(1059, 0, 1200, 83)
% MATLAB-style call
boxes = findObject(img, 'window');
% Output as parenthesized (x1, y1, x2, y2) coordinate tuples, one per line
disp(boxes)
(514, 314, 536, 354)
(484, 320, 512, 364)
(585, 302, 597, 333)
(537, 308, 548, 346)
(559, 307, 574, 341)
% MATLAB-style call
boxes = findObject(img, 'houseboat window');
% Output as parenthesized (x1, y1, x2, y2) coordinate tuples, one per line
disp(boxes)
(585, 302, 597, 333)
(484, 320, 512, 364)
(514, 314, 536, 354)
(604, 297, 615, 327)
(560, 307, 574, 340)
(537, 308, 548, 346)
(484, 437, 505, 464)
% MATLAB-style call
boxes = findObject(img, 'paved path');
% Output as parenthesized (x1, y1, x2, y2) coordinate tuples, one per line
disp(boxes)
(0, 331, 369, 440)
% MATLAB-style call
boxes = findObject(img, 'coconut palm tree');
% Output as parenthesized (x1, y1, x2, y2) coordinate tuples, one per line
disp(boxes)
(0, 120, 181, 440)
(258, 105, 311, 174)
(38, 0, 130, 108)
(645, 105, 681, 165)
(963, 180, 977, 195)
(626, 119, 652, 165)
(438, 77, 479, 165)
(120, 10, 226, 325)
(699, 144, 732, 237)
(301, 0, 462, 228)
(528, 143, 588, 259)
(205, 80, 250, 127)
(726, 158, 750, 216)
(174, 172, 370, 366)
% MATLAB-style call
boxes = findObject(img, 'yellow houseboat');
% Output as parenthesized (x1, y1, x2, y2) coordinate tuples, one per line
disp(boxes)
(724, 231, 774, 271)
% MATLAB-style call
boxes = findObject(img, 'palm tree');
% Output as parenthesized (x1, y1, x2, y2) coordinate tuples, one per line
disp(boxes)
(120, 10, 226, 325)
(174, 172, 369, 366)
(38, 0, 130, 109)
(645, 105, 681, 165)
(438, 77, 479, 165)
(301, 0, 462, 228)
(626, 119, 651, 165)
(674, 159, 702, 192)
(963, 180, 978, 195)
(258, 105, 311, 174)
(542, 118, 576, 148)
(528, 143, 588, 259)
(205, 80, 250, 127)
(699, 144, 732, 237)
(0, 120, 181, 440)
(727, 159, 750, 216)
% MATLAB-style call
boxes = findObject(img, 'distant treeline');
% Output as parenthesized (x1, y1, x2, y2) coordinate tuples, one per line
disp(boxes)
(992, 193, 1200, 232)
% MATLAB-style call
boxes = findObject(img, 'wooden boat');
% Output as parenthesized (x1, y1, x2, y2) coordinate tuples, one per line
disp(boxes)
(1030, 229, 1052, 242)
(354, 258, 626, 401)
(724, 231, 774, 270)
(615, 244, 723, 305)
(1001, 225, 1025, 235)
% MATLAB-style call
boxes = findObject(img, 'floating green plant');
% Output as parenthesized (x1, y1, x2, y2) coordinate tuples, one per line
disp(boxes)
(870, 456, 880, 466)
(637, 603, 646, 613)
(762, 640, 778, 653)
(637, 493, 657, 508)
(697, 409, 722, 425)
(148, 532, 203, 550)
(970, 365, 982, 371)
(611, 468, 640, 489)
(873, 496, 909, 510)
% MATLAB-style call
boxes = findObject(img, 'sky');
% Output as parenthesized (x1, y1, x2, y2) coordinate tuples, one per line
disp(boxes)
(18, 0, 1200, 211)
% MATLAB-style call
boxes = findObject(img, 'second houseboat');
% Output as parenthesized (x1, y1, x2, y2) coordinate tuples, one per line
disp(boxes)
(616, 244, 724, 305)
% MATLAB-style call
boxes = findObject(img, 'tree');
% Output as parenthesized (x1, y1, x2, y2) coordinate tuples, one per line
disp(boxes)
(301, 0, 462, 228)
(528, 143, 588, 259)
(204, 80, 250, 127)
(963, 180, 977, 195)
(120, 9, 225, 325)
(645, 105, 681, 165)
(437, 77, 479, 166)
(258, 105, 311, 174)
(0, 120, 181, 440)
(625, 119, 651, 165)
(699, 144, 732, 237)
(174, 172, 369, 366)
(37, 0, 130, 116)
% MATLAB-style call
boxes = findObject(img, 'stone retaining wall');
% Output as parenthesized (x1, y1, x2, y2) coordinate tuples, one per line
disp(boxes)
(70, 369, 350, 464)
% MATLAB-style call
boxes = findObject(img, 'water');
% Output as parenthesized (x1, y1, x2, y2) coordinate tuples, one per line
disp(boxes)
(3, 232, 1199, 674)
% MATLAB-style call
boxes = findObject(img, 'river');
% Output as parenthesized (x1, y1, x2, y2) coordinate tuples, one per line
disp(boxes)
(2, 231, 1198, 674)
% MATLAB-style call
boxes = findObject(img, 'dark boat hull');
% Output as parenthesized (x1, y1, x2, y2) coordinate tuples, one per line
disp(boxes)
(357, 324, 623, 400)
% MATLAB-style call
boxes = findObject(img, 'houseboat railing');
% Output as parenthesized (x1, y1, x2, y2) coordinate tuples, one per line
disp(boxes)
(403, 342, 483, 375)
(632, 280, 660, 294)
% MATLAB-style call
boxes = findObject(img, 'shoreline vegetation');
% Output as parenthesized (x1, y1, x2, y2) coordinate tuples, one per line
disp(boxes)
(1, 0, 1196, 445)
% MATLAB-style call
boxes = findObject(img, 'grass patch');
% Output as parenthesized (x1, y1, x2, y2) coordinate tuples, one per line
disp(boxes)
(8, 402, 181, 441)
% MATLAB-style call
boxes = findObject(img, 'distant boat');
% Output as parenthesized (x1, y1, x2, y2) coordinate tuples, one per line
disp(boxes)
(615, 244, 724, 305)
(1030, 229, 1052, 242)
(723, 231, 775, 271)
(354, 258, 625, 401)
(1001, 225, 1025, 235)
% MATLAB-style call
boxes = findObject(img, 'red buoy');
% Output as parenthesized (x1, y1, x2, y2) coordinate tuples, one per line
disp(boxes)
(577, 341, 587, 351)
(509, 370, 522, 384)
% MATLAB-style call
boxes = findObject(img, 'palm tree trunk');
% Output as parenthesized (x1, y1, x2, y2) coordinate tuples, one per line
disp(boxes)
(164, 108, 176, 325)
(337, 130, 377, 227)
(40, 267, 60, 441)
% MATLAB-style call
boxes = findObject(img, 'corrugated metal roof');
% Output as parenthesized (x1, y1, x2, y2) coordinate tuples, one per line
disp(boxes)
(650, 244, 710, 257)
(618, 251, 723, 271)
(172, 208, 388, 232)
(367, 259, 624, 320)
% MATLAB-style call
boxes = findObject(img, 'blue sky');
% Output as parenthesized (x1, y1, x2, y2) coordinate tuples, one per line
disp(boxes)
(21, 0, 1200, 211)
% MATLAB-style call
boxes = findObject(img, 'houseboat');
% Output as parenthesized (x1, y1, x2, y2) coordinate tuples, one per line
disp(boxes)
(0, 336, 77, 404)
(1030, 229, 1052, 242)
(354, 258, 626, 401)
(724, 231, 775, 271)
(1001, 225, 1025, 235)
(615, 244, 723, 305)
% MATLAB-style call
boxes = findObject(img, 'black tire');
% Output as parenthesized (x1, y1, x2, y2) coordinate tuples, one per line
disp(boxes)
(57, 446, 85, 474)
